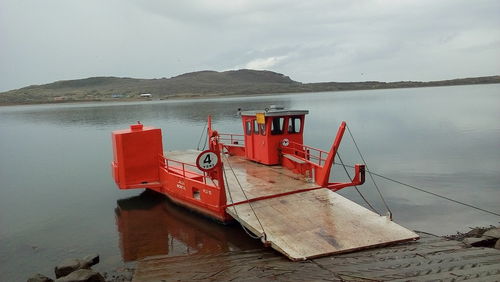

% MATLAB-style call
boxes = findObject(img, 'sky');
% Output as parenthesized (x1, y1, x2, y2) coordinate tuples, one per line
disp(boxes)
(0, 0, 499, 92)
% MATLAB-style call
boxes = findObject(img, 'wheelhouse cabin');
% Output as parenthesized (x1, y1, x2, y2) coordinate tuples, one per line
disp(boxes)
(240, 106, 308, 165)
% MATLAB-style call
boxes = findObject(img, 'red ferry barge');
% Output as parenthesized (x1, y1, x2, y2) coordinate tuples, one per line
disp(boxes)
(111, 106, 418, 260)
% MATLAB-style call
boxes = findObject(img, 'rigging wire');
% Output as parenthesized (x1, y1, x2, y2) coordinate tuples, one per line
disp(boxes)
(222, 163, 262, 240)
(202, 129, 208, 151)
(196, 120, 208, 150)
(336, 152, 381, 215)
(372, 171, 500, 218)
(333, 163, 500, 218)
(222, 153, 268, 241)
(346, 124, 393, 218)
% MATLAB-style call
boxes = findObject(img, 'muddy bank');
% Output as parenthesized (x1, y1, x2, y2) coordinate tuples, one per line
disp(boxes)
(28, 225, 500, 281)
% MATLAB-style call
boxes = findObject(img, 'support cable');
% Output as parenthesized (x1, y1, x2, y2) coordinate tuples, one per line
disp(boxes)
(346, 124, 393, 218)
(202, 130, 208, 151)
(372, 172, 500, 218)
(333, 163, 500, 218)
(222, 153, 267, 241)
(336, 152, 381, 215)
(196, 120, 208, 151)
(222, 164, 262, 240)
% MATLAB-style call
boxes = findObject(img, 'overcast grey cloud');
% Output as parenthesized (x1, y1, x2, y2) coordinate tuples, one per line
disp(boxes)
(0, 0, 499, 91)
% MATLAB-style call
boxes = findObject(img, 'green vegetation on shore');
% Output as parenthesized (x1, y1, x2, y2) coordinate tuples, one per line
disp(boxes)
(1, 69, 499, 105)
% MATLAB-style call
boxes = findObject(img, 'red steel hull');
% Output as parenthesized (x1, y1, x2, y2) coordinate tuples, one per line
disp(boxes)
(153, 164, 231, 223)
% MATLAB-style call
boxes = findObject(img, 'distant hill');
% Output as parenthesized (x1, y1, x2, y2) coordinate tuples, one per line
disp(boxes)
(1, 69, 499, 105)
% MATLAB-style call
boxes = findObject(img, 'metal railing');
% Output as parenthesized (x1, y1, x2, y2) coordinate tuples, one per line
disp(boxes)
(281, 141, 328, 167)
(218, 133, 245, 146)
(159, 155, 209, 184)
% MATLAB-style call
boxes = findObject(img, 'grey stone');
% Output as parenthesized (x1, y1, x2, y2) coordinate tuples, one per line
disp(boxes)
(55, 254, 100, 278)
(27, 273, 54, 282)
(55, 269, 105, 282)
(495, 239, 500, 250)
(483, 228, 500, 239)
(463, 236, 497, 247)
(81, 254, 99, 268)
(55, 259, 82, 278)
(464, 227, 486, 237)
(463, 237, 484, 245)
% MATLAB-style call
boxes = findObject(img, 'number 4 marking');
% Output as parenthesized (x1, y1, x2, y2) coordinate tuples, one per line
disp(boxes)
(196, 150, 219, 172)
(204, 154, 212, 164)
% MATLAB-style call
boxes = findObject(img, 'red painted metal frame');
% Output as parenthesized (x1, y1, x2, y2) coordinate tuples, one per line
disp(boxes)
(218, 133, 245, 146)
(218, 132, 246, 157)
(281, 141, 328, 167)
(221, 121, 365, 209)
(111, 124, 163, 189)
(156, 139, 231, 222)
(316, 121, 347, 186)
(239, 114, 305, 165)
(279, 121, 365, 190)
(112, 115, 366, 223)
(159, 155, 210, 184)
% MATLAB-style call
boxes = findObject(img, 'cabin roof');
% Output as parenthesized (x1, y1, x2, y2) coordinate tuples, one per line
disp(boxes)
(240, 109, 309, 117)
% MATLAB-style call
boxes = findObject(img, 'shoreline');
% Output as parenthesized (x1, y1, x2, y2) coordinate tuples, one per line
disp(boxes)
(131, 227, 500, 281)
(30, 225, 499, 282)
(3, 82, 500, 108)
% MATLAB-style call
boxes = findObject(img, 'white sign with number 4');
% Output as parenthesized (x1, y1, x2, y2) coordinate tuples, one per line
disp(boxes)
(196, 150, 219, 172)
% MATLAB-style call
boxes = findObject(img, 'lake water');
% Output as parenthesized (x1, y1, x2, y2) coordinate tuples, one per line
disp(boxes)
(1, 84, 499, 280)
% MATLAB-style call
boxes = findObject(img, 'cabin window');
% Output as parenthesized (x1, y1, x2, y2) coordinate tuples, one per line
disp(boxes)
(253, 119, 259, 134)
(288, 117, 302, 134)
(259, 124, 266, 135)
(271, 117, 284, 135)
(245, 121, 252, 135)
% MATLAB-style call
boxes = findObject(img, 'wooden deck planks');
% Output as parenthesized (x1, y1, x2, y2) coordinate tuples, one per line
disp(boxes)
(226, 189, 418, 260)
(166, 150, 418, 261)
(221, 154, 316, 201)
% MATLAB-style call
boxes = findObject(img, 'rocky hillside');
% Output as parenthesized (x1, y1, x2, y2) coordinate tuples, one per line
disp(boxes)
(0, 69, 301, 104)
(1, 69, 499, 105)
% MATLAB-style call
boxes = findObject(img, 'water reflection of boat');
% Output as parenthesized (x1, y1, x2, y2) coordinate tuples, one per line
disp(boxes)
(115, 190, 261, 262)
(111, 106, 419, 260)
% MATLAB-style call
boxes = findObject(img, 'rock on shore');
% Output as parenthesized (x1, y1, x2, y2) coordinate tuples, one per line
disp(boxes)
(27, 254, 126, 282)
(446, 225, 500, 249)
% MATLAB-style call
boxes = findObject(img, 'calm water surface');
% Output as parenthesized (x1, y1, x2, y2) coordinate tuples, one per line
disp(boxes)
(1, 85, 499, 280)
